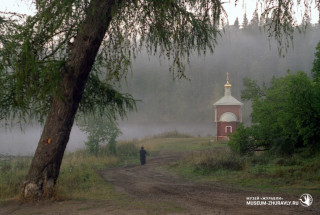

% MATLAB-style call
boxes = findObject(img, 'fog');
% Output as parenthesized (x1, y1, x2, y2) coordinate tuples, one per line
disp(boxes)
(0, 123, 215, 155)
(119, 26, 319, 127)
(1, 26, 319, 155)
(0, 125, 87, 156)
(119, 122, 215, 140)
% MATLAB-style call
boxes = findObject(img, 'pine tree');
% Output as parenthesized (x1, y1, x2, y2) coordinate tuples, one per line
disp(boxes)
(249, 10, 259, 29)
(234, 17, 239, 29)
(242, 13, 249, 28)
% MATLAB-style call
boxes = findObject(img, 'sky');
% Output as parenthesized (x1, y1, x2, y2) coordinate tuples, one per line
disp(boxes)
(0, 0, 318, 24)
(0, 0, 36, 15)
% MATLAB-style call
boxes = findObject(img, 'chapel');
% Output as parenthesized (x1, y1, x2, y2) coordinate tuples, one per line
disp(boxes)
(213, 73, 243, 140)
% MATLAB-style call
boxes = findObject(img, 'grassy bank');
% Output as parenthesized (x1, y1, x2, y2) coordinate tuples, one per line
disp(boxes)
(2, 133, 317, 202)
(0, 157, 31, 199)
(133, 131, 217, 153)
(0, 140, 140, 200)
(55, 151, 121, 200)
(0, 152, 121, 200)
(0, 133, 214, 201)
(170, 148, 320, 196)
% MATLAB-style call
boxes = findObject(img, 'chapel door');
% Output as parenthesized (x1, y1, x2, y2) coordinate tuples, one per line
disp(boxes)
(225, 126, 232, 134)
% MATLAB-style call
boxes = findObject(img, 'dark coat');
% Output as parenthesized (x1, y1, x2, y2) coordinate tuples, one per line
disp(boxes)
(140, 148, 147, 165)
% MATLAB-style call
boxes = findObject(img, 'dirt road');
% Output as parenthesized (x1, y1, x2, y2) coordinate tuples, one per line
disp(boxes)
(1, 151, 319, 215)
(101, 151, 319, 215)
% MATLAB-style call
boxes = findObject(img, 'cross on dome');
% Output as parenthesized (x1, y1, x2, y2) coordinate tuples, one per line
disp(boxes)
(224, 72, 232, 88)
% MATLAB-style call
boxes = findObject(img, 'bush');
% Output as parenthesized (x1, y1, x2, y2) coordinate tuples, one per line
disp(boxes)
(228, 124, 255, 155)
(181, 150, 245, 174)
(153, 130, 193, 138)
(250, 154, 269, 165)
(77, 113, 122, 156)
(117, 141, 140, 158)
(85, 135, 100, 156)
(108, 134, 117, 155)
(270, 137, 295, 156)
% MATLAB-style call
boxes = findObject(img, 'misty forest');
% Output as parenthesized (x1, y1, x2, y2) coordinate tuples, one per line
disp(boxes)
(1, 0, 320, 214)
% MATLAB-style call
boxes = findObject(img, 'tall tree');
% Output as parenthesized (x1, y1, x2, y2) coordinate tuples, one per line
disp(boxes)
(1, 0, 225, 200)
(242, 12, 249, 28)
(0, 0, 318, 200)
(234, 71, 320, 155)
(77, 84, 134, 156)
(312, 41, 320, 81)
(249, 9, 259, 29)
(234, 17, 240, 29)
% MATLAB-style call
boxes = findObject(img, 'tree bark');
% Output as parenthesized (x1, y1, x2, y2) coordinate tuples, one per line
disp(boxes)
(21, 0, 119, 200)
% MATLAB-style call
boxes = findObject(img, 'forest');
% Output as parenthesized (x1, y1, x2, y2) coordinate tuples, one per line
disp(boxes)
(228, 40, 320, 155)
(120, 23, 320, 126)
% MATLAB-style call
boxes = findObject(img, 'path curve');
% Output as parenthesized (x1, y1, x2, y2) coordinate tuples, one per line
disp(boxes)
(101, 151, 319, 215)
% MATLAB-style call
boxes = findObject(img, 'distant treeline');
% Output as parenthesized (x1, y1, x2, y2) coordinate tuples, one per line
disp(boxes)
(228, 37, 320, 155)
(120, 25, 320, 124)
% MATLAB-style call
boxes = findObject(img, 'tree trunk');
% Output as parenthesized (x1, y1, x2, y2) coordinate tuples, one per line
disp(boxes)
(21, 0, 118, 200)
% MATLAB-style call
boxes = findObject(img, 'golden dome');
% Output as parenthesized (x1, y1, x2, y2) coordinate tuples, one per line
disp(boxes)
(224, 72, 232, 88)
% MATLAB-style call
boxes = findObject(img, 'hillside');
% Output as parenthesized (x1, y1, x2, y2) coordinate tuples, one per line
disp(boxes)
(120, 25, 320, 125)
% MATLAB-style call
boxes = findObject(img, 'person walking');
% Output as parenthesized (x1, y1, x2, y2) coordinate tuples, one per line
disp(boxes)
(140, 146, 147, 165)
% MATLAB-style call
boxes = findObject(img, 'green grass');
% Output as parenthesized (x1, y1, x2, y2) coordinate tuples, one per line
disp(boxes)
(0, 133, 216, 214)
(151, 130, 193, 138)
(0, 132, 214, 200)
(57, 145, 185, 214)
(137, 136, 218, 153)
(170, 148, 320, 196)
(0, 158, 31, 199)
(3, 132, 317, 206)
(0, 132, 214, 201)
(55, 151, 121, 200)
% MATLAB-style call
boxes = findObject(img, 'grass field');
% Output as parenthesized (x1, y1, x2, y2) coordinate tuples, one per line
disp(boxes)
(1, 132, 319, 202)
(170, 147, 320, 196)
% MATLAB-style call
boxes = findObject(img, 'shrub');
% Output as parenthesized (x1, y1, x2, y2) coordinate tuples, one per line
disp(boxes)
(117, 141, 140, 158)
(181, 150, 245, 174)
(153, 130, 193, 138)
(250, 154, 269, 165)
(228, 124, 255, 155)
(108, 134, 117, 155)
(270, 137, 295, 156)
(85, 135, 100, 156)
